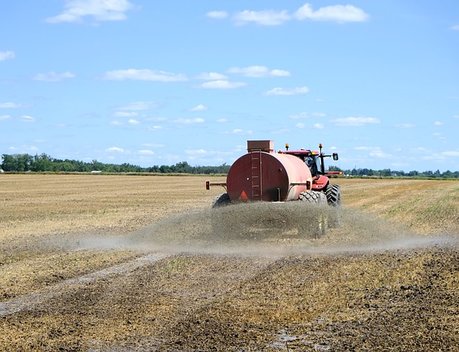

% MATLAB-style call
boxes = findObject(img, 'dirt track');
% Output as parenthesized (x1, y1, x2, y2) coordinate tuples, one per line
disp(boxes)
(0, 175, 458, 351)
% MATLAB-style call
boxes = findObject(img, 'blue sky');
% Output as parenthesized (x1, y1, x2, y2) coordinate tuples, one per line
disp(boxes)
(1, 1, 458, 171)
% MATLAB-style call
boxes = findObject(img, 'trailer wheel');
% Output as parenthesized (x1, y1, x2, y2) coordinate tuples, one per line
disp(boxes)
(212, 193, 231, 208)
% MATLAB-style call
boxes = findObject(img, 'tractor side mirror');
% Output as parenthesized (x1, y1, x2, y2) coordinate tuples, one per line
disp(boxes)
(332, 153, 339, 161)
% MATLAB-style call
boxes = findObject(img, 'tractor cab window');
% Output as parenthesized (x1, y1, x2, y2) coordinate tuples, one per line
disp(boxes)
(305, 156, 319, 176)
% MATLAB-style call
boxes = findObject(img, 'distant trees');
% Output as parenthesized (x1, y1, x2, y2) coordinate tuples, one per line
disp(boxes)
(1, 154, 33, 172)
(0, 153, 457, 177)
(0, 153, 230, 174)
(337, 166, 459, 179)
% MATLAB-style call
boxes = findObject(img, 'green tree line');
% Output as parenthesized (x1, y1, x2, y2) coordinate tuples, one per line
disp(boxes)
(0, 153, 230, 174)
(328, 166, 459, 179)
(1, 153, 458, 178)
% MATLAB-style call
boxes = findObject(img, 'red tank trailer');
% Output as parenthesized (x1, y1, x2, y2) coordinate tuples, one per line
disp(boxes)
(206, 140, 341, 208)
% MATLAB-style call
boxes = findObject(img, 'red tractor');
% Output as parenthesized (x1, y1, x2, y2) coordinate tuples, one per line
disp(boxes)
(206, 140, 341, 208)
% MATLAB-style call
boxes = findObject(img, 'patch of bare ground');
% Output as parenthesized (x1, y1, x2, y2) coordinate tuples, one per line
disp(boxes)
(0, 175, 458, 351)
(1, 254, 274, 351)
(154, 249, 458, 351)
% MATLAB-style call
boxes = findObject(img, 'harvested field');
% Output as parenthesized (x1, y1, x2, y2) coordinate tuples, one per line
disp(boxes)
(0, 174, 458, 351)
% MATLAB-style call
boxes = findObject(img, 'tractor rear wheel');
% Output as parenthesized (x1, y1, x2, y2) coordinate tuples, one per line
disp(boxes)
(325, 184, 341, 227)
(298, 191, 327, 237)
(325, 184, 341, 206)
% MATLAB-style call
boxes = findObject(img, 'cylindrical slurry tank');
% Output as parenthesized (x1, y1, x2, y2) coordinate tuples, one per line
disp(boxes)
(227, 151, 313, 202)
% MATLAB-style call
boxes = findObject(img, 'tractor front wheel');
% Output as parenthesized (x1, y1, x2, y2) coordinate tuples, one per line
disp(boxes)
(298, 190, 327, 204)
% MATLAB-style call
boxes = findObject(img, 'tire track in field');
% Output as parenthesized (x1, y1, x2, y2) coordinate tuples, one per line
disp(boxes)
(88, 254, 283, 351)
(0, 252, 170, 317)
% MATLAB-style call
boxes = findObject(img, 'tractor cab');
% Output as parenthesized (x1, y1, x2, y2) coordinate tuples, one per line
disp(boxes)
(282, 148, 320, 176)
(280, 143, 339, 191)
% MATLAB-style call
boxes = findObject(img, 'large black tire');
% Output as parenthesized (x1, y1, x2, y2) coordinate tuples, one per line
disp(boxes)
(325, 184, 341, 206)
(325, 184, 341, 228)
(298, 190, 327, 205)
(212, 193, 231, 208)
(298, 191, 327, 238)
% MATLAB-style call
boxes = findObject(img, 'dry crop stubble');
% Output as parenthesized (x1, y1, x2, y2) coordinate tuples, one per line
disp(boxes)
(0, 174, 458, 351)
(0, 174, 217, 300)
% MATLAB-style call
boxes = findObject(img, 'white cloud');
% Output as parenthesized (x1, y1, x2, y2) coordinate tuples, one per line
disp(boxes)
(185, 149, 207, 156)
(106, 146, 124, 153)
(228, 65, 290, 77)
(207, 11, 228, 19)
(148, 125, 162, 131)
(290, 112, 310, 120)
(233, 10, 290, 26)
(200, 80, 246, 89)
(265, 86, 309, 96)
(142, 143, 164, 148)
(216, 117, 228, 123)
(104, 69, 187, 82)
(451, 24, 459, 31)
(114, 111, 138, 117)
(174, 117, 205, 124)
(0, 102, 21, 109)
(196, 72, 227, 81)
(295, 4, 369, 23)
(110, 120, 122, 126)
(128, 118, 140, 125)
(295, 121, 323, 129)
(138, 149, 155, 156)
(119, 101, 154, 111)
(354, 146, 390, 158)
(0, 51, 15, 61)
(190, 104, 207, 112)
(434, 120, 444, 126)
(221, 3, 368, 26)
(395, 123, 415, 128)
(230, 128, 253, 135)
(20, 115, 35, 122)
(453, 115, 459, 119)
(332, 116, 380, 126)
(441, 150, 459, 157)
(34, 71, 76, 82)
(46, 0, 134, 24)
(312, 112, 326, 117)
(0, 115, 35, 122)
(414, 147, 429, 153)
(290, 112, 325, 120)
(145, 116, 167, 122)
(433, 132, 446, 140)
(313, 123, 324, 129)
(29, 145, 39, 152)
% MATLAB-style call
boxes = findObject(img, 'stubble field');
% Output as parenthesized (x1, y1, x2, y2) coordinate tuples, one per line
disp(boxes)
(0, 174, 458, 351)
